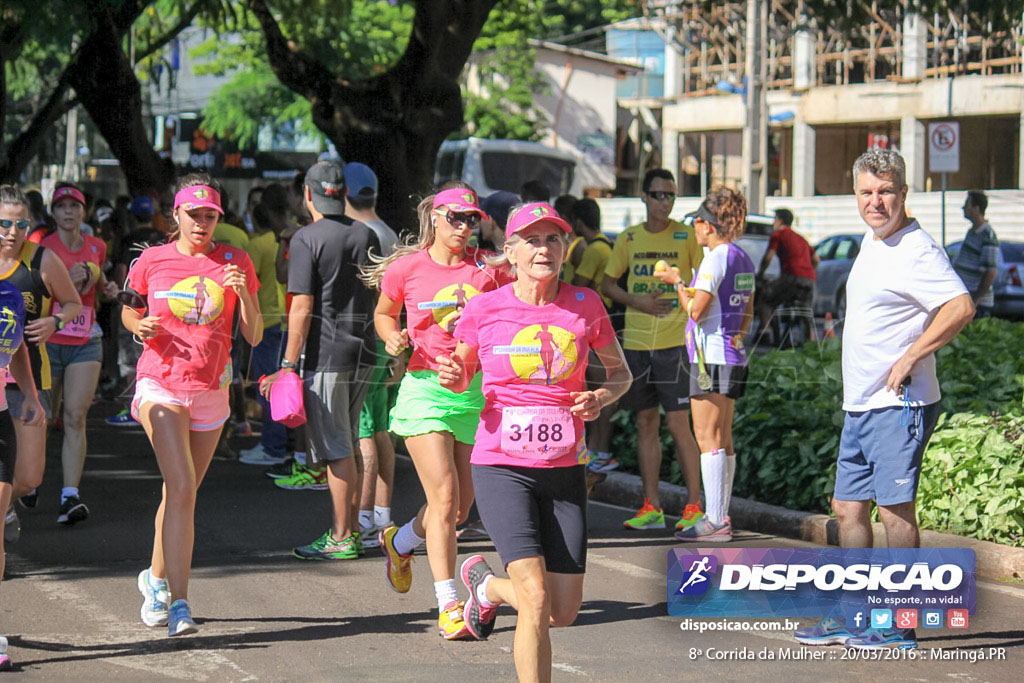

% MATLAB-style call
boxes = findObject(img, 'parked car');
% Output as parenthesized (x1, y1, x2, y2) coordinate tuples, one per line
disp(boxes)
(946, 240, 1024, 319)
(433, 138, 581, 198)
(812, 233, 864, 319)
(736, 214, 780, 279)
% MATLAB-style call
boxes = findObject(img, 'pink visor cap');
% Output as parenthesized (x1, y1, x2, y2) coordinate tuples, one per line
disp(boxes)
(433, 188, 487, 217)
(174, 185, 224, 214)
(505, 202, 572, 239)
(52, 186, 86, 206)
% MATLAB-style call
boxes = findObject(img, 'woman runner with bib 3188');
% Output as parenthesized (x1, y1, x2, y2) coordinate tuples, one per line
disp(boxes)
(653, 187, 754, 543)
(124, 173, 262, 636)
(363, 184, 509, 640)
(437, 202, 630, 679)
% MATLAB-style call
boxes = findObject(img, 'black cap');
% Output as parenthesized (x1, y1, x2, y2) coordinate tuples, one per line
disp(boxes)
(304, 161, 347, 215)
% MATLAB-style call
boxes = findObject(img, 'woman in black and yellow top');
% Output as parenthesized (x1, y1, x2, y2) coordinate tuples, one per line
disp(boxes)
(0, 184, 81, 522)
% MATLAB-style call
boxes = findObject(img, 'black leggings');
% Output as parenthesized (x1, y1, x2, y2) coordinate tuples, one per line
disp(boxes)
(0, 409, 15, 484)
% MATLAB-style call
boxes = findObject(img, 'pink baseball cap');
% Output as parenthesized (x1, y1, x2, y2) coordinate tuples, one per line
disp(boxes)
(433, 188, 487, 217)
(505, 202, 572, 239)
(52, 186, 85, 206)
(174, 185, 223, 214)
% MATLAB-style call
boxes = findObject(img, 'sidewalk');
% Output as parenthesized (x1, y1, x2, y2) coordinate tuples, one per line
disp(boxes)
(590, 469, 1024, 582)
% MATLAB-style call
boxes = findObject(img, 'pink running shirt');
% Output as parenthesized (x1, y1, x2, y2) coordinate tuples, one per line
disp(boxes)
(40, 233, 107, 346)
(126, 242, 259, 390)
(380, 247, 510, 372)
(454, 283, 616, 468)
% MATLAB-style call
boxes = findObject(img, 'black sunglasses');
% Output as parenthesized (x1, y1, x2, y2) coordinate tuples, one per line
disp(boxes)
(646, 191, 676, 202)
(444, 211, 481, 229)
(0, 219, 30, 230)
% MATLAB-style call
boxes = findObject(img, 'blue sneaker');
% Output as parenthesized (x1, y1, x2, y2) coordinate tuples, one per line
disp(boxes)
(167, 599, 197, 637)
(793, 617, 856, 645)
(106, 408, 140, 427)
(845, 628, 917, 650)
(137, 569, 169, 627)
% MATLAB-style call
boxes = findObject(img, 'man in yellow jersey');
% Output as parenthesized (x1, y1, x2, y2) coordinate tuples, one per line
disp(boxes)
(601, 169, 705, 532)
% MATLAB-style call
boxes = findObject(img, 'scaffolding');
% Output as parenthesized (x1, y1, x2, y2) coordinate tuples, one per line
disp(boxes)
(640, 0, 1024, 97)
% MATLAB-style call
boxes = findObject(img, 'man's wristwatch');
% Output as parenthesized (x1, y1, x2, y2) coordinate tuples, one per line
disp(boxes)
(280, 359, 298, 370)
(53, 315, 67, 331)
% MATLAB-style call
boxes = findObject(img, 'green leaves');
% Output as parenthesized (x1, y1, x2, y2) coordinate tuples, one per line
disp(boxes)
(610, 318, 1024, 547)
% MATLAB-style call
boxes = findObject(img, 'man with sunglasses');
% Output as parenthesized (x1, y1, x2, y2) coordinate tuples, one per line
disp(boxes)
(601, 169, 705, 532)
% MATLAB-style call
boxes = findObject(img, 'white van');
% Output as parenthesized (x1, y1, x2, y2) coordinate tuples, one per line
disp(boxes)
(433, 138, 582, 199)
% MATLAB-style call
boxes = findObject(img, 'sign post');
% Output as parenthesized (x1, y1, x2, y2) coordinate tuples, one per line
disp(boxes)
(928, 122, 960, 247)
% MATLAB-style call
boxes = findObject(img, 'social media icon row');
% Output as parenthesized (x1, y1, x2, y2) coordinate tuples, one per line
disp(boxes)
(847, 608, 968, 629)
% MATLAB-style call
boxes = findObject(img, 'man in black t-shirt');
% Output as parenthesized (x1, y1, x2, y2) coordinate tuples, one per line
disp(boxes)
(268, 160, 380, 560)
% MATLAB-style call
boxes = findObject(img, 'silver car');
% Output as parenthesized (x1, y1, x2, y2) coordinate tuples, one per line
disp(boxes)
(812, 233, 864, 319)
(946, 240, 1024, 319)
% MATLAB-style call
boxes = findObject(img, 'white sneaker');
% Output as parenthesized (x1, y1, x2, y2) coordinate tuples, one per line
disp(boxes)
(138, 569, 169, 627)
(239, 443, 289, 466)
(360, 525, 380, 549)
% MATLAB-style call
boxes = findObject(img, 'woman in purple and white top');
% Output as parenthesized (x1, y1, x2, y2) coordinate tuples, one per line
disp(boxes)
(654, 187, 754, 543)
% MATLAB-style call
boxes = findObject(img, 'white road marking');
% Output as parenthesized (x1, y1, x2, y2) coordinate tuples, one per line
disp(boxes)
(29, 574, 258, 681)
(587, 553, 663, 582)
(553, 662, 589, 676)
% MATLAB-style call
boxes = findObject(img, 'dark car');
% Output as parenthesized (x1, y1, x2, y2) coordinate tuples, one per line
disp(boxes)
(812, 233, 864, 319)
(946, 240, 1024, 319)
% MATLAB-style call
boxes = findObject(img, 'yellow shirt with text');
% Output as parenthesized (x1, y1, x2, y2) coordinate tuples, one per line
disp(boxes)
(604, 220, 704, 350)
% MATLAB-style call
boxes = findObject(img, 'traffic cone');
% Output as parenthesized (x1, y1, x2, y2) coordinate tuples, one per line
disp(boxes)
(823, 312, 835, 340)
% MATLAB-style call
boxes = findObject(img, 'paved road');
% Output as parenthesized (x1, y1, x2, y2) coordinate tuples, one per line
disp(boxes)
(2, 406, 1022, 680)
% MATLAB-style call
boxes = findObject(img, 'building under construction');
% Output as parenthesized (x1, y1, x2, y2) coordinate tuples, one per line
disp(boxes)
(611, 1, 1024, 202)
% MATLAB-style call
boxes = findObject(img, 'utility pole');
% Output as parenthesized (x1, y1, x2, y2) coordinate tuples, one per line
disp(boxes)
(742, 0, 767, 212)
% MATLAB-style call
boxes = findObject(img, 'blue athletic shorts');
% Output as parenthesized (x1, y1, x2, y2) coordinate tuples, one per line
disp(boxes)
(833, 402, 941, 506)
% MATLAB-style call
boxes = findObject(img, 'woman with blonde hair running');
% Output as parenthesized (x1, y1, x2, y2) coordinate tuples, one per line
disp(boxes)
(126, 173, 262, 636)
(364, 183, 509, 639)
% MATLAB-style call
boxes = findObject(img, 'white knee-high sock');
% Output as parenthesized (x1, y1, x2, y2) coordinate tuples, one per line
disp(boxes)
(723, 451, 736, 521)
(701, 450, 728, 525)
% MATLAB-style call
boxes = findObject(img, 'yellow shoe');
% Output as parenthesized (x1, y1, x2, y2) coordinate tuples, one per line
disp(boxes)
(379, 525, 414, 593)
(438, 600, 472, 640)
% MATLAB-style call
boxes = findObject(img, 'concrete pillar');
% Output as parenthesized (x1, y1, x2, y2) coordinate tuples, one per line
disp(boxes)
(662, 129, 681, 184)
(1018, 112, 1024, 189)
(793, 28, 815, 90)
(900, 115, 926, 192)
(792, 118, 816, 197)
(903, 12, 928, 81)
(664, 25, 682, 99)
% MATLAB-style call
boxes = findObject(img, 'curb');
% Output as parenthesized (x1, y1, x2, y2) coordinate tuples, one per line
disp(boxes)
(590, 470, 1024, 582)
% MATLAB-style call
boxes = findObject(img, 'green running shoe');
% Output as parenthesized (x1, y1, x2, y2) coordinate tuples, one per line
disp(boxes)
(293, 529, 359, 560)
(623, 498, 665, 530)
(274, 464, 328, 491)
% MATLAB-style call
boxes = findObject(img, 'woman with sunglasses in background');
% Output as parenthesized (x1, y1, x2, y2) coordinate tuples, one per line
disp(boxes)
(362, 183, 510, 640)
(0, 184, 82, 538)
(40, 183, 120, 525)
(0, 278, 46, 673)
(124, 173, 261, 636)
(653, 187, 755, 543)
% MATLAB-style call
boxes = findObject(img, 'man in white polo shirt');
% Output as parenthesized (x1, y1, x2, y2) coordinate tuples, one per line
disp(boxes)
(796, 149, 973, 651)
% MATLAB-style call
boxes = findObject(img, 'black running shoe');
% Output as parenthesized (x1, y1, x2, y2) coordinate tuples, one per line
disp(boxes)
(17, 489, 38, 510)
(265, 458, 297, 479)
(57, 496, 89, 525)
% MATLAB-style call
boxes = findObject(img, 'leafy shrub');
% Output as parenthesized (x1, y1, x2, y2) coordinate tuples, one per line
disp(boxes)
(608, 317, 1024, 546)
(917, 413, 1024, 547)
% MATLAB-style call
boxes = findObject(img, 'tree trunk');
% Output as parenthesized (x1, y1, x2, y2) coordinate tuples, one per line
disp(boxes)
(250, 0, 498, 233)
(66, 13, 174, 196)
